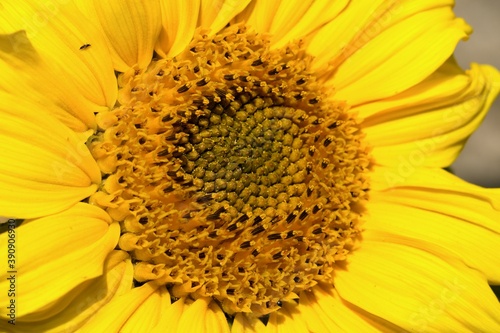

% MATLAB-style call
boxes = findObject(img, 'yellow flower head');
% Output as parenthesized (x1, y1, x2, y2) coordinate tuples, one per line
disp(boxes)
(0, 1, 499, 332)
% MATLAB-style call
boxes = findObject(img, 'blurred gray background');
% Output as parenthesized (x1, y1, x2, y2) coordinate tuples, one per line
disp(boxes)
(452, 0, 500, 187)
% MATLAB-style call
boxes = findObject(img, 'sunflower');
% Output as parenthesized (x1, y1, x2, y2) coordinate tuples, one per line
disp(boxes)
(1, 0, 500, 332)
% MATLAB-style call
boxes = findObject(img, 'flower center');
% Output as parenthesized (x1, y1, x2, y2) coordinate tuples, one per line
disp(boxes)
(88, 25, 370, 316)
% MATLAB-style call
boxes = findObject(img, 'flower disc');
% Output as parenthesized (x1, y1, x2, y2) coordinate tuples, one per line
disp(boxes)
(89, 25, 370, 316)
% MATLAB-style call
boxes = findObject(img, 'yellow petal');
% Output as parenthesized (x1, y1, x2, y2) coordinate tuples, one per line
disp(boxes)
(297, 290, 342, 332)
(0, 31, 106, 131)
(232, 313, 266, 333)
(354, 57, 467, 122)
(78, 282, 159, 332)
(177, 298, 231, 333)
(198, 0, 251, 33)
(335, 7, 469, 104)
(0, 203, 119, 320)
(266, 0, 317, 43)
(299, 284, 402, 332)
(0, 173, 97, 221)
(0, 251, 133, 332)
(368, 169, 500, 283)
(233, 0, 281, 33)
(0, 93, 101, 219)
(0, 1, 117, 111)
(263, 302, 308, 333)
(77, 0, 162, 71)
(177, 297, 210, 332)
(270, 0, 349, 49)
(150, 297, 187, 333)
(335, 241, 500, 332)
(120, 287, 171, 333)
(371, 167, 500, 215)
(234, 0, 349, 49)
(156, 0, 201, 58)
(207, 301, 231, 333)
(308, 1, 471, 105)
(367, 63, 500, 168)
(370, 166, 500, 219)
(0, 94, 100, 184)
(0, 40, 91, 132)
(307, 0, 393, 69)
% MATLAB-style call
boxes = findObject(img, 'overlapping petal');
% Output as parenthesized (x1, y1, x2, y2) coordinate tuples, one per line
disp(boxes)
(308, 1, 471, 105)
(150, 297, 188, 333)
(371, 165, 500, 214)
(262, 303, 308, 333)
(78, 282, 160, 332)
(232, 313, 266, 333)
(233, 1, 281, 33)
(365, 63, 500, 168)
(177, 298, 230, 333)
(0, 203, 119, 321)
(335, 241, 500, 332)
(298, 284, 403, 332)
(198, 0, 251, 33)
(235, 0, 349, 49)
(0, 36, 92, 132)
(0, 92, 100, 219)
(119, 286, 171, 333)
(0, 251, 133, 332)
(155, 0, 201, 58)
(370, 167, 500, 283)
(76, 0, 162, 72)
(0, 1, 117, 112)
